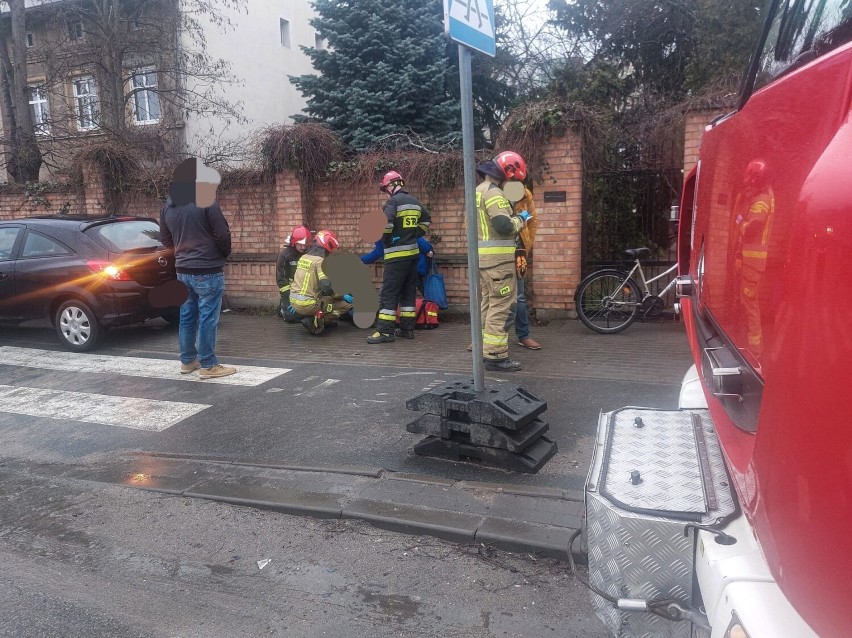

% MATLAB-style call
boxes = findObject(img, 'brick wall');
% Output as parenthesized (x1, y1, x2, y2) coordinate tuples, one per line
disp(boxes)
(0, 133, 585, 317)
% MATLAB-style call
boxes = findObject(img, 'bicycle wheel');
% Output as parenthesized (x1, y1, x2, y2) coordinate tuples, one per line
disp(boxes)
(575, 270, 641, 334)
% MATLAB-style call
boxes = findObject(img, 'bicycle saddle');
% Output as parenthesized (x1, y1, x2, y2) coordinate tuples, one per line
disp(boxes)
(624, 247, 651, 258)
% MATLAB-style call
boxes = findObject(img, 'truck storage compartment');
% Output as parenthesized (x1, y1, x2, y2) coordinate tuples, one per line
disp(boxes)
(585, 407, 737, 637)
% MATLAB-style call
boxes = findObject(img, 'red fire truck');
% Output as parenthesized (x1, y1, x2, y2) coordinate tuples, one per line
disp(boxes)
(582, 2, 852, 637)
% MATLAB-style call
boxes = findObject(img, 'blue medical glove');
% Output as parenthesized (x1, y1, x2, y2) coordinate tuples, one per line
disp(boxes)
(518, 210, 531, 222)
(287, 305, 295, 314)
(342, 294, 353, 303)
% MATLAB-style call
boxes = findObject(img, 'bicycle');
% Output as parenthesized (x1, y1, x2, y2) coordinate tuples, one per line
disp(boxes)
(574, 247, 678, 334)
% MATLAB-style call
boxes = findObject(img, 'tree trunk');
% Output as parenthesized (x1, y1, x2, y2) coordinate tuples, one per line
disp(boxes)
(2, 0, 43, 182)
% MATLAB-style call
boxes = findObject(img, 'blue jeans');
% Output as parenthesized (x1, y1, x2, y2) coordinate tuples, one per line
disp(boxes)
(515, 276, 530, 340)
(177, 272, 224, 368)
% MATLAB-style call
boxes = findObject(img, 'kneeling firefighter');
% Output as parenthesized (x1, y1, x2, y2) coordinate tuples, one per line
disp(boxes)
(276, 225, 312, 322)
(289, 230, 353, 335)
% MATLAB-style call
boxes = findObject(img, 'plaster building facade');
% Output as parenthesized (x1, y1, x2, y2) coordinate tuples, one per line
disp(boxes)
(0, 0, 318, 182)
(182, 0, 319, 159)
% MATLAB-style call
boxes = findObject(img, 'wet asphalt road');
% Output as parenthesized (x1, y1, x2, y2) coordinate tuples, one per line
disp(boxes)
(0, 314, 691, 636)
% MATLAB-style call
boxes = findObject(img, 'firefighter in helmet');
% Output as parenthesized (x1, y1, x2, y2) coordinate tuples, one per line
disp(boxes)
(475, 151, 531, 371)
(276, 225, 312, 322)
(289, 230, 352, 335)
(733, 159, 775, 356)
(367, 170, 432, 344)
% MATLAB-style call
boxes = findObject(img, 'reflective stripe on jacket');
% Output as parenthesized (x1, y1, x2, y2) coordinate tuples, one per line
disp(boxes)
(382, 189, 431, 262)
(476, 181, 523, 268)
(289, 253, 328, 309)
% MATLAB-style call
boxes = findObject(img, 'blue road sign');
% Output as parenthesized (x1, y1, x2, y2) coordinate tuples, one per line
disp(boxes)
(445, 0, 496, 57)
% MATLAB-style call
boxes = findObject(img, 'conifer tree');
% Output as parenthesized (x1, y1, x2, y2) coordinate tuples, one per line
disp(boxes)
(291, 0, 461, 149)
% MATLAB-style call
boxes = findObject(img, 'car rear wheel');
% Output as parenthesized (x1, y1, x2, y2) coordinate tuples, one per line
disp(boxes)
(55, 299, 101, 352)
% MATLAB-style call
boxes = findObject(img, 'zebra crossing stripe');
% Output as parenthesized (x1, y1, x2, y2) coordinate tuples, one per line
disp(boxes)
(0, 385, 209, 431)
(0, 347, 289, 386)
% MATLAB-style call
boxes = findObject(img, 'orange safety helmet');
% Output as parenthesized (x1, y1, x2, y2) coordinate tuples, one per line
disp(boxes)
(493, 151, 527, 181)
(743, 159, 770, 190)
(289, 225, 311, 248)
(314, 229, 340, 252)
(380, 170, 404, 192)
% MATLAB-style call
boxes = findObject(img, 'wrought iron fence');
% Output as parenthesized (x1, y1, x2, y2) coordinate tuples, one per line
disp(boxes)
(582, 167, 683, 273)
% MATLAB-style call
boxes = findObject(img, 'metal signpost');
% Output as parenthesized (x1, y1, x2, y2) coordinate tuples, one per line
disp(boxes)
(444, 0, 495, 392)
(408, 3, 556, 473)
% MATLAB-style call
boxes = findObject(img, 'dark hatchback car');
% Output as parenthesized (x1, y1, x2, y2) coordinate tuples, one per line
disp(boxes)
(0, 215, 181, 351)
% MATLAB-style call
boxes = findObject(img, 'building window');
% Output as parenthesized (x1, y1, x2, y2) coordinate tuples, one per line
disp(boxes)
(131, 68, 160, 124)
(69, 21, 84, 40)
(28, 86, 50, 135)
(314, 34, 327, 50)
(72, 76, 98, 130)
(280, 18, 291, 48)
(26, 32, 34, 48)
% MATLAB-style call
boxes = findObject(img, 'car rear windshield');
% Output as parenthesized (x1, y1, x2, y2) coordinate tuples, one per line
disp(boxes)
(86, 220, 164, 253)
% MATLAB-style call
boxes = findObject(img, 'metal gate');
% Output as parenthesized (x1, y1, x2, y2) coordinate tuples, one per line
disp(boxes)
(582, 167, 682, 274)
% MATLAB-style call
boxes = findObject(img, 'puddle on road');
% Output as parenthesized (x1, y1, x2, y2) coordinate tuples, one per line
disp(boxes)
(356, 585, 422, 622)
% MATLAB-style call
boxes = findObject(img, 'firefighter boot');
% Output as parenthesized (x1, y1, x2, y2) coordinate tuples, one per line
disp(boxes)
(484, 358, 522, 372)
(302, 310, 325, 335)
(394, 328, 415, 339)
(367, 331, 395, 344)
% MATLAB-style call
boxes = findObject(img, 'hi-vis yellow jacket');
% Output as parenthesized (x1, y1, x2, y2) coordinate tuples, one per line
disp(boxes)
(475, 180, 524, 268)
(289, 247, 333, 312)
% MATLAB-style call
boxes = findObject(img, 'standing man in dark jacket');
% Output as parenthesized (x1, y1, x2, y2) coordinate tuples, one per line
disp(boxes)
(160, 158, 236, 379)
(367, 170, 431, 344)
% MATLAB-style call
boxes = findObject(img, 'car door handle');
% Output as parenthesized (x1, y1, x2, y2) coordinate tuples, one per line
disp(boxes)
(0, 273, 7, 280)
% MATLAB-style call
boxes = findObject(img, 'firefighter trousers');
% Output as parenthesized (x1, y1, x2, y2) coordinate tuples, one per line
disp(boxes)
(279, 291, 299, 323)
(376, 259, 418, 334)
(479, 261, 517, 360)
(292, 296, 352, 320)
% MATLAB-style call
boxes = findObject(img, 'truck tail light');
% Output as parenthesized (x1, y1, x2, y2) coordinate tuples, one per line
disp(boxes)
(87, 260, 132, 281)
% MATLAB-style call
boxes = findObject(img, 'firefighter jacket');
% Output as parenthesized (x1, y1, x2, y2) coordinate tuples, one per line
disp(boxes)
(289, 245, 334, 312)
(275, 245, 301, 294)
(515, 188, 538, 254)
(476, 180, 524, 268)
(739, 188, 774, 274)
(382, 189, 431, 262)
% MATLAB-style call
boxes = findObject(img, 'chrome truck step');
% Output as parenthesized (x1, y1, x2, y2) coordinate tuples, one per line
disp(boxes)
(585, 408, 737, 638)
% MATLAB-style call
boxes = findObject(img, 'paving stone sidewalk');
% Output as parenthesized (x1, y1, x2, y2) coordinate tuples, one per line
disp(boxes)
(101, 310, 692, 385)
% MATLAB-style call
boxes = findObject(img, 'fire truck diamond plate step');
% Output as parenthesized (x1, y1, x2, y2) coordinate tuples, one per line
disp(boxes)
(602, 407, 708, 516)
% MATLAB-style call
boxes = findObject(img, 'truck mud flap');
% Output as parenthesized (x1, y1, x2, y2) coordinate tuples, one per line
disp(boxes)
(585, 407, 737, 637)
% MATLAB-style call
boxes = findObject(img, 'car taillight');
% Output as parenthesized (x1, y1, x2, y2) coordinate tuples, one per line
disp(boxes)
(87, 260, 133, 281)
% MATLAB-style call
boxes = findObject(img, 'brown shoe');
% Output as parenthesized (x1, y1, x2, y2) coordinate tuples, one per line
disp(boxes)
(466, 343, 473, 352)
(518, 337, 542, 350)
(180, 361, 200, 374)
(199, 364, 236, 379)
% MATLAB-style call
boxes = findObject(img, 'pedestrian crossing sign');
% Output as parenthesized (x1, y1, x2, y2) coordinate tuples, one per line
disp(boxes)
(444, 0, 496, 57)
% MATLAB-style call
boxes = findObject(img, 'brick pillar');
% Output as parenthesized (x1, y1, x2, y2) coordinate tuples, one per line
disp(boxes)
(683, 108, 728, 174)
(533, 131, 583, 319)
(82, 160, 109, 216)
(274, 169, 307, 247)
